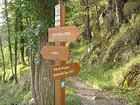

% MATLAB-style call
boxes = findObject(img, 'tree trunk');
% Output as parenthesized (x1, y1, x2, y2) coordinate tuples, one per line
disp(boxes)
(82, 0, 92, 42)
(26, 17, 38, 105)
(95, 0, 100, 33)
(35, 37, 55, 105)
(0, 35, 6, 81)
(19, 12, 25, 64)
(115, 0, 126, 24)
(14, 9, 19, 83)
(14, 34, 18, 83)
(34, 0, 57, 105)
(30, 48, 38, 105)
(26, 18, 31, 65)
(4, 0, 14, 77)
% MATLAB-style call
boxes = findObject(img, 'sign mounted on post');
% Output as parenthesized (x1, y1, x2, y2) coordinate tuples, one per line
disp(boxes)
(52, 63, 80, 80)
(48, 26, 80, 42)
(40, 45, 69, 61)
(40, 1, 81, 105)
(55, 2, 65, 27)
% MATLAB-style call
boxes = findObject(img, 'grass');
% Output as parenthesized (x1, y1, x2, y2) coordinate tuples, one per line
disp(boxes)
(70, 43, 88, 60)
(78, 61, 113, 89)
(66, 87, 80, 105)
(0, 63, 30, 105)
(0, 81, 30, 105)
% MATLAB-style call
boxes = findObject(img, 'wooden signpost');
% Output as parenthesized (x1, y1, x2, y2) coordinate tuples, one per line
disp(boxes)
(48, 26, 81, 42)
(40, 45, 69, 61)
(40, 1, 81, 105)
(52, 63, 80, 80)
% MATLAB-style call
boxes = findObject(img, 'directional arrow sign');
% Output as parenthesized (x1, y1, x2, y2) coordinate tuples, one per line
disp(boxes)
(52, 63, 80, 80)
(40, 45, 69, 61)
(48, 26, 81, 42)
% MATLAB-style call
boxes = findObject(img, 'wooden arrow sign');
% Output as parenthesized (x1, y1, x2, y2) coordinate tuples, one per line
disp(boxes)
(40, 45, 69, 61)
(48, 26, 80, 42)
(52, 63, 80, 80)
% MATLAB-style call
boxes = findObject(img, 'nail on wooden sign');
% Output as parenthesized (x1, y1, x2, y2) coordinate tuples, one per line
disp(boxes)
(48, 26, 80, 42)
(40, 45, 69, 61)
(52, 63, 80, 80)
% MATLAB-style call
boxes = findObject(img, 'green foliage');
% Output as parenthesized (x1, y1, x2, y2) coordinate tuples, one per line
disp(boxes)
(66, 87, 80, 105)
(0, 81, 29, 105)
(66, 95, 80, 105)
(105, 14, 140, 67)
(66, 0, 83, 25)
(0, 62, 30, 104)
(70, 43, 88, 60)
(124, 0, 140, 19)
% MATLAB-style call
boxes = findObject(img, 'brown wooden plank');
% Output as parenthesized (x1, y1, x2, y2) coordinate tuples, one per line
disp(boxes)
(48, 26, 81, 42)
(40, 45, 69, 61)
(52, 63, 80, 80)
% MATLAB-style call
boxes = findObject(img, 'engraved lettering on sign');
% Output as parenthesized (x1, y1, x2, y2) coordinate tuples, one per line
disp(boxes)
(52, 63, 80, 79)
(51, 51, 59, 55)
(48, 26, 81, 42)
(64, 70, 74, 75)
(64, 32, 71, 36)
(55, 16, 60, 21)
(53, 69, 75, 77)
(53, 66, 70, 71)
(52, 32, 71, 38)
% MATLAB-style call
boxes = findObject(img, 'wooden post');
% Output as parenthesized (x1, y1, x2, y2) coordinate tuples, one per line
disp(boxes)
(40, 1, 81, 105)
(55, 2, 66, 105)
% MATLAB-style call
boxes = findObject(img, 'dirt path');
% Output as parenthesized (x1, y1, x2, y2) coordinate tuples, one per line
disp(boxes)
(68, 77, 127, 105)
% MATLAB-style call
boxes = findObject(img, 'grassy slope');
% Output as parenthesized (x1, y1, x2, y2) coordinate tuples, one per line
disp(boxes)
(0, 64, 30, 105)
(71, 42, 140, 105)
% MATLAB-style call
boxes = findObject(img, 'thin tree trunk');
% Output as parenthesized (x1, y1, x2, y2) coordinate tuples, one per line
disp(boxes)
(19, 12, 25, 64)
(82, 0, 92, 42)
(30, 48, 38, 105)
(4, 0, 14, 77)
(115, 0, 126, 24)
(14, 34, 18, 83)
(0, 35, 6, 81)
(95, 0, 100, 33)
(26, 17, 38, 105)
(26, 18, 31, 65)
(14, 9, 19, 83)
(13, 2, 25, 84)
